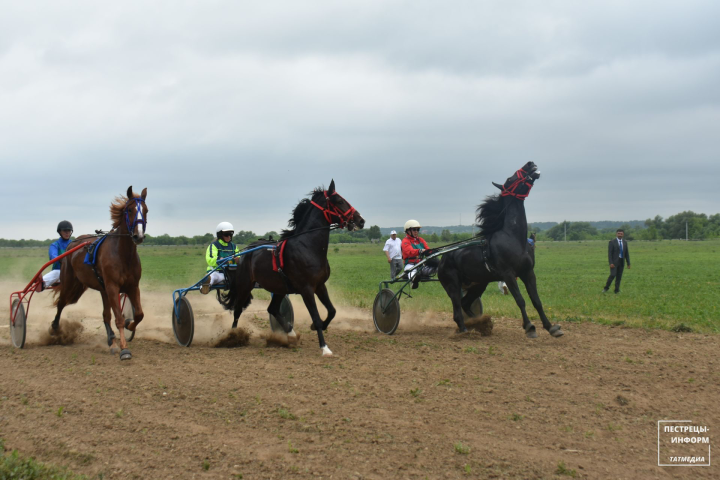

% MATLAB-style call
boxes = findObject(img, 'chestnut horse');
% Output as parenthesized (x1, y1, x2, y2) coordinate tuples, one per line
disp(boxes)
(53, 186, 147, 360)
(218, 180, 364, 357)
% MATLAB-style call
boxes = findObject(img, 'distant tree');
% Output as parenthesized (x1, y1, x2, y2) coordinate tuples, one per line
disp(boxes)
(663, 211, 707, 239)
(545, 222, 598, 241)
(233, 230, 258, 244)
(367, 225, 382, 241)
(429, 233, 439, 243)
(441, 229, 452, 242)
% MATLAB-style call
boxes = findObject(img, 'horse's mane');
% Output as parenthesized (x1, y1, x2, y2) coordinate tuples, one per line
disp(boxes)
(110, 194, 138, 229)
(475, 194, 505, 237)
(280, 186, 325, 240)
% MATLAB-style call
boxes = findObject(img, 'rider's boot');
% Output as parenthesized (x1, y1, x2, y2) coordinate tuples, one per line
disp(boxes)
(200, 277, 211, 295)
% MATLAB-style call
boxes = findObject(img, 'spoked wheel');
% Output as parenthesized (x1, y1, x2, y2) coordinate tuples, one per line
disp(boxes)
(121, 294, 135, 342)
(269, 296, 295, 333)
(10, 299, 26, 349)
(172, 296, 194, 347)
(373, 288, 401, 335)
(462, 297, 484, 320)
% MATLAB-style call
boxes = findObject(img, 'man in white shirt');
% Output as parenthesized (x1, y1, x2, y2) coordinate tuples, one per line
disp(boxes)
(383, 230, 403, 279)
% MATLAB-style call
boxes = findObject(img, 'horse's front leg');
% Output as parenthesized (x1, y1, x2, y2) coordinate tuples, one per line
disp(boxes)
(503, 276, 537, 338)
(124, 285, 144, 332)
(107, 286, 131, 360)
(314, 283, 336, 331)
(299, 289, 332, 357)
(519, 270, 563, 337)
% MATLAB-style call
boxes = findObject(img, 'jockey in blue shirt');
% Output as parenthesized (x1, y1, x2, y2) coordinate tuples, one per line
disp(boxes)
(40, 220, 73, 291)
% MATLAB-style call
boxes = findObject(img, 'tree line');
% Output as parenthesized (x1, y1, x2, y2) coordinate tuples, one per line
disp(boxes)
(538, 211, 720, 241)
(2, 211, 718, 247)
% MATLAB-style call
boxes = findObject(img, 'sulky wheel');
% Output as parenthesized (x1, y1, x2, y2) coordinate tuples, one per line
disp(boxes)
(373, 288, 401, 335)
(10, 299, 27, 349)
(269, 296, 295, 333)
(172, 296, 194, 347)
(121, 294, 135, 342)
(462, 297, 483, 321)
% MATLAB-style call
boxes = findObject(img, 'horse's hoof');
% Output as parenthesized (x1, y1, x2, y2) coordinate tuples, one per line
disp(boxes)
(124, 319, 134, 331)
(310, 324, 317, 331)
(525, 325, 538, 339)
(549, 325, 564, 337)
(120, 349, 132, 361)
(107, 337, 114, 347)
(321, 345, 333, 357)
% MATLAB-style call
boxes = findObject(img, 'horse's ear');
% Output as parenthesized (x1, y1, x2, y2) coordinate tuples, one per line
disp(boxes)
(328, 179, 335, 194)
(492, 182, 503, 190)
(141, 188, 147, 200)
(127, 186, 133, 198)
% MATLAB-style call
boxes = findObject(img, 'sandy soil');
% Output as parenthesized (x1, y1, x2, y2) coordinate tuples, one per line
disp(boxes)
(0, 285, 718, 479)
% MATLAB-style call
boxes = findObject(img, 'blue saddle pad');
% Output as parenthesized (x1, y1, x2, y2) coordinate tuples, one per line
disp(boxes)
(84, 235, 109, 266)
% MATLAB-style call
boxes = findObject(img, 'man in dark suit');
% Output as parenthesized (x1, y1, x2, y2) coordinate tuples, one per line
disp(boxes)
(603, 229, 631, 293)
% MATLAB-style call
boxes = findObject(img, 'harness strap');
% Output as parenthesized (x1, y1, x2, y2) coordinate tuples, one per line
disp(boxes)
(271, 240, 295, 293)
(500, 169, 534, 200)
(309, 190, 356, 228)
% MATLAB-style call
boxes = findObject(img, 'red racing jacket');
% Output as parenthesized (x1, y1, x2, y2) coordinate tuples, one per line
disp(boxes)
(401, 234, 429, 266)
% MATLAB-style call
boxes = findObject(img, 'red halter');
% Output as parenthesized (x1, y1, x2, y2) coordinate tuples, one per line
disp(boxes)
(310, 191, 357, 228)
(500, 169, 534, 200)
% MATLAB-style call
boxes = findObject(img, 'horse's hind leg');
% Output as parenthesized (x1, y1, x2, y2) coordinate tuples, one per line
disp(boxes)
(438, 264, 468, 332)
(267, 293, 293, 333)
(314, 283, 336, 331)
(503, 276, 537, 338)
(231, 280, 254, 329)
(461, 284, 486, 317)
(124, 285, 144, 331)
(519, 270, 563, 337)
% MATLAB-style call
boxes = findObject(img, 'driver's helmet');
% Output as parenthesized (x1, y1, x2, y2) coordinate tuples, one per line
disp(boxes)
(215, 222, 234, 238)
(404, 219, 421, 233)
(57, 220, 73, 234)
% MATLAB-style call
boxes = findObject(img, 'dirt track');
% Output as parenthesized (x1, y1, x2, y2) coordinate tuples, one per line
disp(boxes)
(1, 289, 718, 479)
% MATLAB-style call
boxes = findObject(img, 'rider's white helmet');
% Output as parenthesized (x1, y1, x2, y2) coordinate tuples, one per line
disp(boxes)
(404, 219, 421, 232)
(215, 222, 234, 236)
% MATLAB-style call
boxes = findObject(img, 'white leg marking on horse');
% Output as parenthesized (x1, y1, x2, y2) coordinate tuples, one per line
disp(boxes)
(321, 345, 333, 357)
(288, 329, 297, 338)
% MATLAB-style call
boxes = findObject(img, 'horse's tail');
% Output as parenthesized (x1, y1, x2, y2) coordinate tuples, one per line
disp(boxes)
(217, 260, 253, 313)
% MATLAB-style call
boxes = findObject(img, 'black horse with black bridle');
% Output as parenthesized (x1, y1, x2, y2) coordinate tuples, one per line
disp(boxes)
(218, 180, 365, 356)
(437, 162, 563, 338)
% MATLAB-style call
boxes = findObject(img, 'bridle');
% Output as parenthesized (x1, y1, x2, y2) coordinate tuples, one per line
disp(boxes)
(125, 197, 147, 234)
(310, 190, 357, 228)
(500, 169, 536, 200)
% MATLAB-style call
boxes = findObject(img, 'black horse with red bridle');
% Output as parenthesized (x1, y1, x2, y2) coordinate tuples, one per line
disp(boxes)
(438, 162, 564, 338)
(218, 180, 365, 356)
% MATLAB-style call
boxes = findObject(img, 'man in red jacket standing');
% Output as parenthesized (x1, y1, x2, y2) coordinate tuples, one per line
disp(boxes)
(402, 219, 434, 289)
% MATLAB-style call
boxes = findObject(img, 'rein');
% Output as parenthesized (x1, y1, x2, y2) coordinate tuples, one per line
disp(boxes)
(310, 191, 357, 228)
(500, 169, 535, 200)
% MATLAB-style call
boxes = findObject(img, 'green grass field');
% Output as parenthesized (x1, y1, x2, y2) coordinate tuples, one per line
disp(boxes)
(2, 240, 718, 333)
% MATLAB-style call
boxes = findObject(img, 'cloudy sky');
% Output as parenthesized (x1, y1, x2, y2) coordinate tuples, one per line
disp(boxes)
(1, 0, 718, 239)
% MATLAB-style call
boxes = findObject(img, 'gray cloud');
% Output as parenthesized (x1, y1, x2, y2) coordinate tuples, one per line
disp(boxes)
(1, 0, 719, 239)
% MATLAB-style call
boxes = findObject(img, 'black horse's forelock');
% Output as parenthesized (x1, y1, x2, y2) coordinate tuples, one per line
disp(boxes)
(475, 194, 505, 237)
(280, 186, 326, 240)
